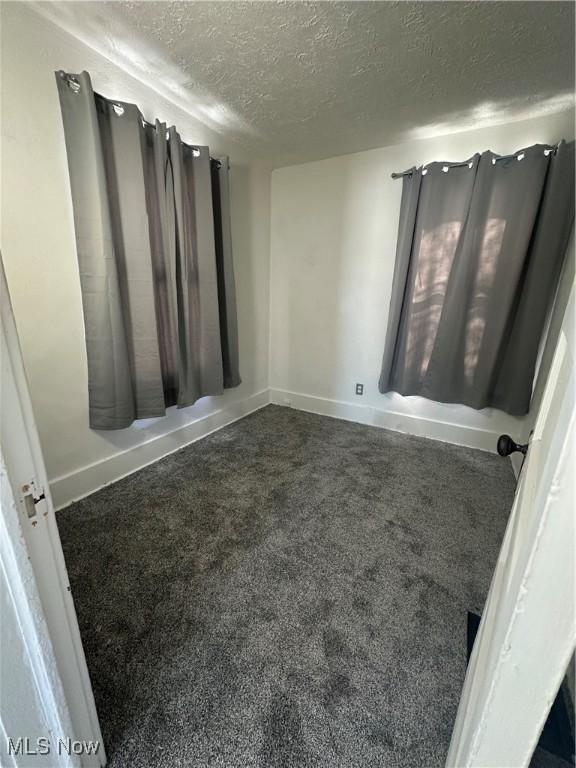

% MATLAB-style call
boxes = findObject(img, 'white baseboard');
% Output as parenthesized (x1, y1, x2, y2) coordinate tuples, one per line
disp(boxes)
(269, 388, 503, 453)
(52, 386, 514, 510)
(51, 389, 270, 510)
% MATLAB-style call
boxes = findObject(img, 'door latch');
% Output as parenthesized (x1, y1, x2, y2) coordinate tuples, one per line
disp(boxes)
(21, 482, 46, 526)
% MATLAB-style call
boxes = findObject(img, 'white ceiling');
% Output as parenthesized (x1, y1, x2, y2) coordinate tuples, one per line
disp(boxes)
(35, 1, 575, 166)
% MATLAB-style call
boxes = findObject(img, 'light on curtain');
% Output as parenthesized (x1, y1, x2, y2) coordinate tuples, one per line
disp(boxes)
(56, 71, 241, 430)
(379, 141, 575, 416)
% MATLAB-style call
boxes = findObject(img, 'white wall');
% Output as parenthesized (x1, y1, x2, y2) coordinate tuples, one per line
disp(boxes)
(0, 3, 271, 508)
(2, 2, 574, 507)
(270, 110, 575, 451)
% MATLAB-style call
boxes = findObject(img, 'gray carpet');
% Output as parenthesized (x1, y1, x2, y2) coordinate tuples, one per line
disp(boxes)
(57, 405, 517, 768)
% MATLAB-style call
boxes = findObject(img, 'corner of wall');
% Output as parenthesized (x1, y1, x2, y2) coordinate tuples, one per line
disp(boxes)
(51, 389, 271, 510)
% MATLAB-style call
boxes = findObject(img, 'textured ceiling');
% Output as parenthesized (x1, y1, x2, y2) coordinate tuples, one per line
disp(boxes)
(34, 1, 575, 166)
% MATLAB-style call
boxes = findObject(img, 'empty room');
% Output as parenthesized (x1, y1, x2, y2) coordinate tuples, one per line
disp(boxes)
(1, 2, 575, 767)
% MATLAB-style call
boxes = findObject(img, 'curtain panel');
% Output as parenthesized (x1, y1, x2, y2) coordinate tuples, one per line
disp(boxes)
(379, 141, 575, 416)
(56, 71, 240, 430)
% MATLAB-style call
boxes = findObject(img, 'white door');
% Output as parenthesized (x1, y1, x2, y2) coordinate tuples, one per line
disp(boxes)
(447, 285, 575, 767)
(1, 446, 79, 768)
(0, 259, 105, 767)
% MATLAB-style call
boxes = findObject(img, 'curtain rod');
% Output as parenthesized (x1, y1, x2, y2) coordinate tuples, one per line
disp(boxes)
(60, 72, 222, 168)
(138, 115, 222, 168)
(391, 146, 558, 179)
(391, 158, 473, 179)
(391, 159, 471, 178)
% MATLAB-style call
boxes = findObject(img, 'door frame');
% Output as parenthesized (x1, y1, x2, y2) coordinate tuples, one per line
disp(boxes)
(1, 445, 79, 768)
(1, 258, 105, 766)
(447, 284, 575, 766)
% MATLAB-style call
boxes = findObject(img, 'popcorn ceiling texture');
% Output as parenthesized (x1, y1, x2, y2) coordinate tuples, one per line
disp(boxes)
(33, 1, 575, 166)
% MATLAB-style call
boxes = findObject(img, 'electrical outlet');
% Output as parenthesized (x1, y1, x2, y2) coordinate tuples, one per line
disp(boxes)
(355, 383, 364, 396)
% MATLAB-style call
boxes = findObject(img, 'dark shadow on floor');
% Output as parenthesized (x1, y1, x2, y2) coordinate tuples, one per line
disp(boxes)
(58, 405, 517, 768)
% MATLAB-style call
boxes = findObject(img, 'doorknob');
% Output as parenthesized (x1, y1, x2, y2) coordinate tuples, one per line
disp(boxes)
(497, 434, 528, 457)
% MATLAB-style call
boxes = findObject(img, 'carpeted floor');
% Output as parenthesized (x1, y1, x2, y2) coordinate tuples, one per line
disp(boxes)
(57, 405, 518, 768)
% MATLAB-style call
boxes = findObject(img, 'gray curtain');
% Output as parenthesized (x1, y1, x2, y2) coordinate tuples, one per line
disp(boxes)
(56, 71, 240, 430)
(379, 141, 575, 416)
